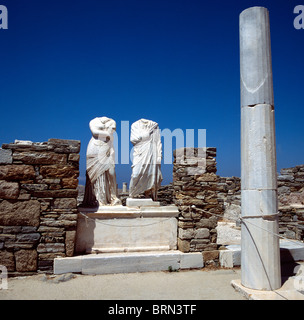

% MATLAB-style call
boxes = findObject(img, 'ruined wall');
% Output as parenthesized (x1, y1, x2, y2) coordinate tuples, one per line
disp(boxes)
(173, 147, 223, 265)
(216, 166, 304, 241)
(0, 139, 80, 274)
(277, 165, 304, 241)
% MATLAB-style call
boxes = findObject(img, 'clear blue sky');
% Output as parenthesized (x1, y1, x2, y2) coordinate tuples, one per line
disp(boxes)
(0, 0, 303, 187)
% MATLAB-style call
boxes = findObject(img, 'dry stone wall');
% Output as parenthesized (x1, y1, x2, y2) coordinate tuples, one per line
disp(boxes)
(277, 165, 304, 241)
(0, 139, 80, 274)
(173, 147, 223, 265)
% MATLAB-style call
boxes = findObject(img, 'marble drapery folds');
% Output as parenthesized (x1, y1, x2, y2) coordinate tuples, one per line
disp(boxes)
(83, 117, 121, 207)
(129, 119, 162, 200)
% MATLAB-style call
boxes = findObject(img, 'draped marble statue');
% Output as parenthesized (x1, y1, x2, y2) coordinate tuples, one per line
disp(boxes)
(83, 117, 121, 207)
(129, 119, 162, 200)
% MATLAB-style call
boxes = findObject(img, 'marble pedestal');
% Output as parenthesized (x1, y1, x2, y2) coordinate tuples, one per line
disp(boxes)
(55, 203, 205, 275)
(75, 204, 179, 254)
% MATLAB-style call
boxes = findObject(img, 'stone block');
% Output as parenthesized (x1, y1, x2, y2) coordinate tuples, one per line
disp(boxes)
(53, 256, 82, 274)
(65, 230, 76, 257)
(61, 178, 78, 189)
(0, 180, 19, 199)
(277, 175, 294, 182)
(32, 189, 78, 198)
(76, 213, 177, 254)
(68, 154, 80, 162)
(0, 148, 12, 164)
(0, 250, 15, 271)
(40, 218, 77, 228)
(13, 151, 67, 165)
(81, 251, 181, 275)
(196, 173, 217, 182)
(40, 165, 79, 179)
(194, 228, 210, 239)
(178, 238, 190, 252)
(178, 228, 194, 240)
(180, 252, 204, 269)
(15, 249, 37, 272)
(16, 233, 40, 243)
(126, 198, 160, 207)
(37, 243, 65, 253)
(48, 139, 81, 154)
(53, 198, 77, 209)
(21, 183, 48, 192)
(202, 250, 219, 262)
(21, 226, 38, 233)
(2, 226, 22, 233)
(0, 200, 40, 226)
(0, 165, 35, 181)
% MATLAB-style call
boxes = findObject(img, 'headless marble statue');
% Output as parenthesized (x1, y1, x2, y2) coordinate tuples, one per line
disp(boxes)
(83, 117, 121, 207)
(129, 118, 162, 200)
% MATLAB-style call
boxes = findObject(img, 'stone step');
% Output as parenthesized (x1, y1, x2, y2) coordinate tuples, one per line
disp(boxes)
(54, 250, 204, 275)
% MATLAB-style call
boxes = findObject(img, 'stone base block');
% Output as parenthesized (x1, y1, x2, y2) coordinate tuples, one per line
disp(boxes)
(126, 198, 160, 207)
(219, 240, 304, 268)
(54, 251, 204, 275)
(76, 206, 179, 254)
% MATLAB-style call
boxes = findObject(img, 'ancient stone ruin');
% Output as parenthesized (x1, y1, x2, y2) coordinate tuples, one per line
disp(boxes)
(0, 137, 303, 275)
(0, 139, 80, 274)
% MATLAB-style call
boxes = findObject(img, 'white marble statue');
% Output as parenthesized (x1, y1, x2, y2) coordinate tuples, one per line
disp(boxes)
(129, 118, 162, 200)
(83, 117, 121, 207)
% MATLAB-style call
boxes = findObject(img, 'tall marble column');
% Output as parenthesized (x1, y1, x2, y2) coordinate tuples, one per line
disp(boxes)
(240, 7, 281, 290)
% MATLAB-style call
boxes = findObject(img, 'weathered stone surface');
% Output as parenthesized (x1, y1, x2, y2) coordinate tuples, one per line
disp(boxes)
(48, 139, 81, 154)
(196, 173, 217, 182)
(21, 226, 37, 233)
(21, 183, 48, 192)
(202, 250, 219, 262)
(65, 231, 76, 257)
(38, 226, 64, 233)
(0, 165, 35, 181)
(0, 138, 80, 273)
(13, 151, 67, 165)
(53, 198, 77, 209)
(0, 180, 19, 199)
(37, 243, 65, 253)
(40, 165, 79, 178)
(15, 249, 37, 272)
(178, 238, 190, 252)
(2, 226, 22, 233)
(61, 178, 78, 189)
(0, 148, 12, 164)
(40, 218, 77, 228)
(68, 154, 80, 162)
(194, 228, 210, 239)
(38, 253, 65, 260)
(0, 200, 40, 226)
(16, 233, 40, 243)
(0, 250, 15, 271)
(178, 228, 194, 240)
(33, 189, 78, 198)
(58, 214, 78, 221)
